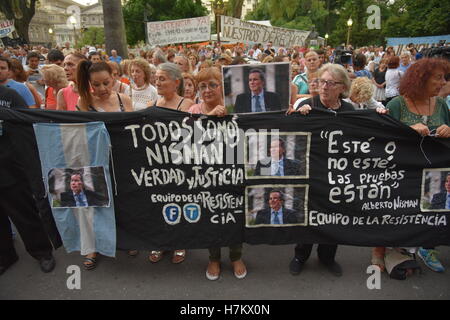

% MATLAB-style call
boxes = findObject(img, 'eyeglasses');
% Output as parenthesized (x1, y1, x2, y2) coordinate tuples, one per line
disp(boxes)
(318, 79, 343, 87)
(198, 82, 220, 92)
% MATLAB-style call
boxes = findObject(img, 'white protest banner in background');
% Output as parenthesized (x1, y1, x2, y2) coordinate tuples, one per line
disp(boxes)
(146, 16, 210, 46)
(0, 20, 15, 38)
(220, 16, 310, 47)
(387, 35, 450, 55)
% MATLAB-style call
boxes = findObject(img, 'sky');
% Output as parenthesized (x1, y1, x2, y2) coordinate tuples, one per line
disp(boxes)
(72, 0, 98, 5)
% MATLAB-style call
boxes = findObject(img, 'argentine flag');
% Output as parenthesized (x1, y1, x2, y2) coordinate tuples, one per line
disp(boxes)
(33, 122, 116, 257)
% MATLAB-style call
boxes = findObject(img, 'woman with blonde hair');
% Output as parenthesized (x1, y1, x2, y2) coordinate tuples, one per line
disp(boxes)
(345, 77, 384, 109)
(119, 59, 131, 85)
(107, 61, 129, 94)
(41, 64, 69, 110)
(124, 58, 158, 111)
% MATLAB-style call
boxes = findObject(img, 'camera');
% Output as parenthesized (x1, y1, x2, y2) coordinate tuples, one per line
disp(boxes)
(333, 47, 353, 65)
(419, 41, 450, 61)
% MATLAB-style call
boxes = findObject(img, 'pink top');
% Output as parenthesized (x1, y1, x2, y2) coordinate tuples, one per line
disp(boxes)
(62, 85, 79, 111)
(188, 103, 203, 114)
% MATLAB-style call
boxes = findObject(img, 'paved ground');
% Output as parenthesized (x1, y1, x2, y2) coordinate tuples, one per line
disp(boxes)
(1, 235, 449, 301)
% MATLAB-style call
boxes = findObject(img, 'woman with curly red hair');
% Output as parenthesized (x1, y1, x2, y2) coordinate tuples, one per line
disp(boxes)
(387, 58, 450, 138)
(373, 58, 450, 277)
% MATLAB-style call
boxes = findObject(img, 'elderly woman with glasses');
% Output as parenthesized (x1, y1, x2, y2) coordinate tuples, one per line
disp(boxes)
(188, 68, 246, 280)
(293, 63, 354, 115)
(288, 63, 354, 277)
(188, 67, 226, 116)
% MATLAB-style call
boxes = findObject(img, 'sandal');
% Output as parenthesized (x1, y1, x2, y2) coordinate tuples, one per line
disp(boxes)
(172, 250, 186, 264)
(371, 247, 386, 272)
(83, 256, 97, 270)
(206, 261, 221, 281)
(127, 250, 139, 257)
(149, 250, 164, 263)
(231, 259, 247, 279)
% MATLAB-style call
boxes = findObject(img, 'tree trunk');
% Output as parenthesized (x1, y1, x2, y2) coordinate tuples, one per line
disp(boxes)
(228, 0, 245, 18)
(0, 0, 37, 44)
(102, 0, 128, 59)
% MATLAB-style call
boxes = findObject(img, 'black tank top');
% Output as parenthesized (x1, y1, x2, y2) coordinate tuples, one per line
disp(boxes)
(86, 93, 125, 112)
(154, 97, 185, 110)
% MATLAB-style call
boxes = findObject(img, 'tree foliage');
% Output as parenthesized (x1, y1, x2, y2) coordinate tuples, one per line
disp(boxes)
(78, 27, 104, 48)
(246, 0, 450, 47)
(123, 0, 208, 45)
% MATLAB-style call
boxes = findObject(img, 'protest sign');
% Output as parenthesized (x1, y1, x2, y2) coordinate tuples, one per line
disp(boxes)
(146, 16, 211, 46)
(0, 20, 15, 38)
(1, 108, 449, 255)
(387, 35, 450, 55)
(220, 15, 310, 47)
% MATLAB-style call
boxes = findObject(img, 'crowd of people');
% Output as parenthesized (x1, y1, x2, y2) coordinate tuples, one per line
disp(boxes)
(0, 38, 449, 281)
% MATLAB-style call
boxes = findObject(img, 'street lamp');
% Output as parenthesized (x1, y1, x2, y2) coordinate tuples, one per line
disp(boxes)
(48, 27, 54, 47)
(325, 33, 329, 46)
(346, 17, 353, 48)
(69, 15, 77, 47)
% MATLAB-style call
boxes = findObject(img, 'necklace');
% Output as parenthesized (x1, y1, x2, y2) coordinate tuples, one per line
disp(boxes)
(410, 97, 431, 125)
(133, 83, 148, 91)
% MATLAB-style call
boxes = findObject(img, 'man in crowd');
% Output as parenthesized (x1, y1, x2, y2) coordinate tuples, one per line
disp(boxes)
(0, 84, 56, 276)
(255, 190, 300, 225)
(47, 49, 65, 67)
(24, 51, 45, 99)
(430, 173, 450, 210)
(234, 69, 281, 113)
(254, 138, 301, 176)
(109, 49, 122, 64)
(0, 57, 36, 109)
(398, 53, 412, 72)
(88, 51, 103, 63)
(62, 42, 75, 56)
(264, 42, 275, 56)
(60, 173, 106, 208)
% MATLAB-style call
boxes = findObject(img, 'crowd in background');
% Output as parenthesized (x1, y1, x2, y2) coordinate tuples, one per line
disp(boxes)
(0, 38, 449, 280)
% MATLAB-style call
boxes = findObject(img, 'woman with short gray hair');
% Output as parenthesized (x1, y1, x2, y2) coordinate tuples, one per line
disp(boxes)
(287, 63, 355, 276)
(147, 62, 193, 112)
(152, 50, 167, 66)
(291, 63, 354, 115)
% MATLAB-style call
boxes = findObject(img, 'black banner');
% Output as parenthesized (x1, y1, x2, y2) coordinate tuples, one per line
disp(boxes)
(1, 107, 449, 250)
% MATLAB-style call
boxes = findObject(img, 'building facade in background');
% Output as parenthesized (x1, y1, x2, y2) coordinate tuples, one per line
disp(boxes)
(0, 0, 104, 46)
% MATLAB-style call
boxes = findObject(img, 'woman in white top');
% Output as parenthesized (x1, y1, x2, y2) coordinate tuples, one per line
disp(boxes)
(124, 58, 158, 111)
(385, 55, 403, 104)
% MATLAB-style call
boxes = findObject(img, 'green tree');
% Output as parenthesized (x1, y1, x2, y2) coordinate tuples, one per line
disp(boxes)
(246, 0, 328, 35)
(383, 0, 450, 37)
(78, 27, 104, 48)
(123, 0, 208, 46)
(0, 0, 38, 44)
